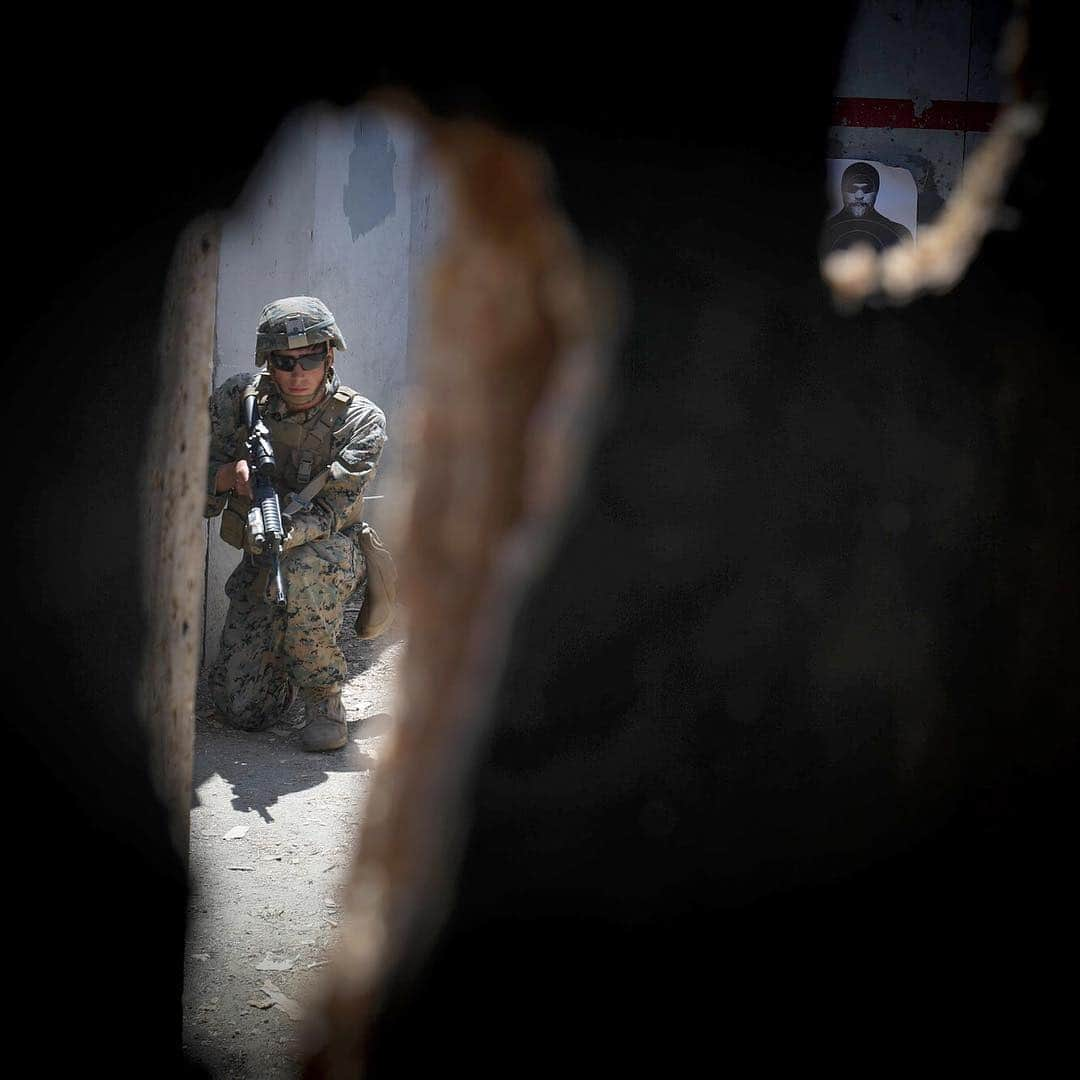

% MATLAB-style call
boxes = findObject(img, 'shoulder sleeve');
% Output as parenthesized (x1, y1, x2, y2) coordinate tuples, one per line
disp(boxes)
(328, 395, 388, 488)
(204, 372, 252, 519)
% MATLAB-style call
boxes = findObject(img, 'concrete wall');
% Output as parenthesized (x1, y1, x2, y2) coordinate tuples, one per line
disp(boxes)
(203, 102, 448, 664)
(829, 0, 1013, 224)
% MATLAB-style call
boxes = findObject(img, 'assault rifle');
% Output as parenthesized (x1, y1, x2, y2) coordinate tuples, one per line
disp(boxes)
(240, 385, 288, 607)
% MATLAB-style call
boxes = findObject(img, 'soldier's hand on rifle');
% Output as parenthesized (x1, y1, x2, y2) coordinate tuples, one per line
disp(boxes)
(215, 460, 252, 498)
(242, 513, 296, 557)
(243, 527, 265, 556)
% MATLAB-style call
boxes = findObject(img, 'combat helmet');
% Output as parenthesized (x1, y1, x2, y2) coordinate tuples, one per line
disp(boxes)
(255, 296, 347, 365)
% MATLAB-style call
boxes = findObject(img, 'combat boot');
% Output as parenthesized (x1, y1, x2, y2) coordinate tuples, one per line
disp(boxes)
(300, 689, 348, 752)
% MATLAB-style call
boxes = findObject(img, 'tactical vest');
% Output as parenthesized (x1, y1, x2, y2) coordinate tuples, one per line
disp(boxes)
(257, 376, 357, 492)
(219, 375, 362, 550)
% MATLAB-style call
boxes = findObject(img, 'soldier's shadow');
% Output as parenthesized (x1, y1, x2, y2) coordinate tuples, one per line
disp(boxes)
(191, 616, 405, 822)
(191, 716, 381, 823)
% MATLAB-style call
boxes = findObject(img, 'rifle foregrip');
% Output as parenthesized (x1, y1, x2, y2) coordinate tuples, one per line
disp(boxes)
(260, 494, 284, 538)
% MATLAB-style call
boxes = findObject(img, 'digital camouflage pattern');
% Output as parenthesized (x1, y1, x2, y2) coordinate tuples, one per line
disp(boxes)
(205, 370, 387, 542)
(254, 295, 348, 361)
(205, 364, 387, 729)
(208, 530, 362, 729)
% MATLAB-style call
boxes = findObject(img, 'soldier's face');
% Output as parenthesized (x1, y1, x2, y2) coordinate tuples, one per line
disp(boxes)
(269, 343, 330, 403)
(843, 179, 878, 216)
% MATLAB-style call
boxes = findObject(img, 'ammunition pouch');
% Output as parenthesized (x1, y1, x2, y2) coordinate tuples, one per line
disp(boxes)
(220, 492, 252, 550)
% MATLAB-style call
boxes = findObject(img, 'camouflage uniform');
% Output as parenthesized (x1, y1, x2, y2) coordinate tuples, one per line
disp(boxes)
(204, 299, 387, 734)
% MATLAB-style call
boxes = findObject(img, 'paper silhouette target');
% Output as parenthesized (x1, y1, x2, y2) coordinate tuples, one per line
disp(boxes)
(821, 159, 917, 257)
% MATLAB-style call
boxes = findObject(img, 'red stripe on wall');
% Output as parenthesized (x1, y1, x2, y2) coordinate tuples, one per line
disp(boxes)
(831, 97, 1001, 132)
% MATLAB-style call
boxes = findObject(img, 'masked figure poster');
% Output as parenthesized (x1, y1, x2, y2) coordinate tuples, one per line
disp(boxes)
(821, 158, 917, 258)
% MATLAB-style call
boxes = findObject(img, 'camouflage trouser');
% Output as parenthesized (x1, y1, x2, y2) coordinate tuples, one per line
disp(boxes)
(209, 529, 365, 730)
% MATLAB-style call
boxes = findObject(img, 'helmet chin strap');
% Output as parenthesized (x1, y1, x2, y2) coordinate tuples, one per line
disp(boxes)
(278, 362, 331, 410)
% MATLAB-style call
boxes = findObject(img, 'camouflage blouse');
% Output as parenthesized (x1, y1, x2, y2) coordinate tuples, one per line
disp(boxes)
(204, 370, 387, 549)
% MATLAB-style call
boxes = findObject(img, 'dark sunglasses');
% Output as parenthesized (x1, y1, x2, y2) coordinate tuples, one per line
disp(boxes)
(268, 345, 328, 372)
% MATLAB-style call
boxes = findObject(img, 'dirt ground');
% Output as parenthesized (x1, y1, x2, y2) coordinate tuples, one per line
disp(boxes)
(182, 602, 405, 1079)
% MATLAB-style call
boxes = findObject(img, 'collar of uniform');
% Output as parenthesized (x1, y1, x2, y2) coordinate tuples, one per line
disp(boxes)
(263, 370, 342, 421)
